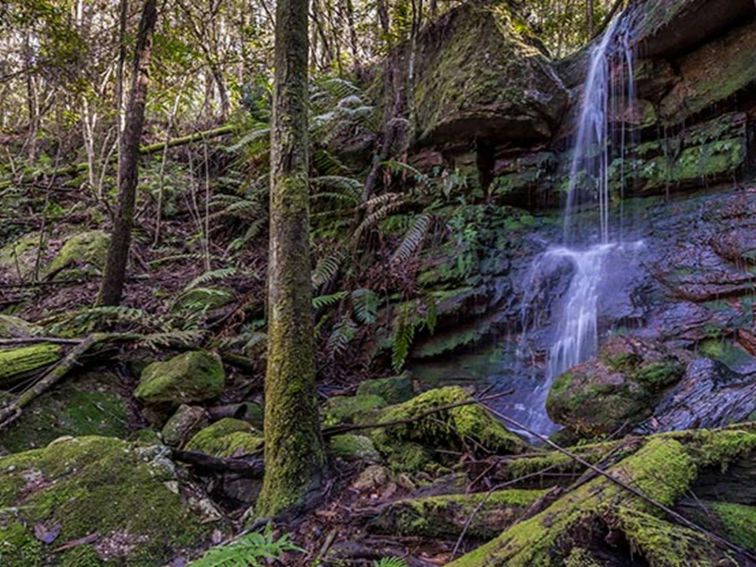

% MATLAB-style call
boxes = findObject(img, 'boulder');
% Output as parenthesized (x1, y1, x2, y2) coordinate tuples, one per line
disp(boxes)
(658, 19, 756, 123)
(0, 315, 40, 338)
(134, 350, 225, 407)
(372, 386, 525, 461)
(0, 370, 130, 454)
(408, 0, 567, 147)
(161, 404, 209, 448)
(0, 436, 216, 565)
(322, 393, 388, 427)
(546, 336, 686, 437)
(44, 230, 109, 279)
(356, 373, 414, 405)
(184, 418, 263, 458)
(328, 434, 382, 462)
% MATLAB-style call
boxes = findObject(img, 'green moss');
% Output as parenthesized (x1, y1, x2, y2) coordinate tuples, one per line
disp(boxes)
(185, 418, 263, 458)
(373, 387, 524, 460)
(0, 436, 213, 565)
(328, 434, 381, 462)
(564, 548, 603, 567)
(633, 361, 683, 390)
(709, 502, 756, 550)
(0, 343, 62, 386)
(0, 232, 43, 279)
(0, 315, 40, 338)
(450, 428, 756, 566)
(45, 230, 109, 278)
(356, 373, 414, 404)
(322, 394, 387, 427)
(0, 522, 43, 567)
(134, 350, 225, 406)
(174, 287, 234, 314)
(0, 373, 129, 453)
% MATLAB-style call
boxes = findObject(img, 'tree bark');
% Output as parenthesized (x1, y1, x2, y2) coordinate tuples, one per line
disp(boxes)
(99, 0, 159, 306)
(255, 0, 326, 518)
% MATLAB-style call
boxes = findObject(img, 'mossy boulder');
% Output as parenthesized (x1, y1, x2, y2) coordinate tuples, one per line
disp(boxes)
(328, 434, 382, 462)
(356, 373, 414, 405)
(449, 425, 756, 566)
(173, 287, 235, 314)
(161, 404, 209, 448)
(0, 436, 215, 565)
(547, 336, 685, 438)
(0, 371, 130, 454)
(184, 418, 263, 458)
(370, 488, 548, 540)
(0, 343, 63, 389)
(0, 232, 43, 279)
(407, 0, 567, 147)
(322, 393, 388, 427)
(372, 386, 525, 463)
(45, 230, 109, 279)
(134, 350, 225, 408)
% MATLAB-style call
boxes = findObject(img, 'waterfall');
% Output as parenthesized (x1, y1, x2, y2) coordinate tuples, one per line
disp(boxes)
(502, 12, 639, 439)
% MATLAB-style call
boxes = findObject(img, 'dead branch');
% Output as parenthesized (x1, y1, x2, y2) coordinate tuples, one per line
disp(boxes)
(171, 449, 264, 476)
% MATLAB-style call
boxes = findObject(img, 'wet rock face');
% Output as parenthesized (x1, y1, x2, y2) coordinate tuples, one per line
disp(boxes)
(408, 0, 568, 147)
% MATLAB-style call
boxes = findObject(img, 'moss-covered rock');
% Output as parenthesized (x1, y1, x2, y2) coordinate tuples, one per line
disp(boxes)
(0, 436, 215, 565)
(370, 488, 547, 540)
(161, 404, 209, 448)
(322, 393, 388, 427)
(0, 343, 63, 388)
(372, 386, 525, 462)
(0, 232, 43, 280)
(44, 230, 109, 279)
(546, 336, 685, 438)
(0, 371, 130, 454)
(328, 434, 382, 462)
(405, 0, 567, 147)
(184, 418, 263, 458)
(449, 425, 756, 566)
(173, 287, 235, 314)
(356, 373, 414, 405)
(134, 350, 225, 407)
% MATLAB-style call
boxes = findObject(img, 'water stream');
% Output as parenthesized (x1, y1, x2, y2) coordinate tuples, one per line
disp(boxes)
(503, 11, 640, 439)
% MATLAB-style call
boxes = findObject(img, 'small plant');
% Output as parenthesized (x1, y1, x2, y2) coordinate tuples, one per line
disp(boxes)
(373, 558, 409, 567)
(189, 526, 302, 567)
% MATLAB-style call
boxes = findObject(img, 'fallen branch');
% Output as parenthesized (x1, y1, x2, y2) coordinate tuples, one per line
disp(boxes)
(0, 125, 235, 190)
(320, 389, 513, 438)
(481, 403, 756, 563)
(171, 449, 264, 476)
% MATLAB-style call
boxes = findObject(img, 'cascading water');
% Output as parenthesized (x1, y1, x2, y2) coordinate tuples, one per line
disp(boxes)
(503, 12, 641, 439)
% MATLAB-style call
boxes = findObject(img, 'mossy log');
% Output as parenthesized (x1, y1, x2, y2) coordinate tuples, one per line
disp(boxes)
(0, 343, 63, 389)
(449, 425, 756, 567)
(369, 488, 549, 540)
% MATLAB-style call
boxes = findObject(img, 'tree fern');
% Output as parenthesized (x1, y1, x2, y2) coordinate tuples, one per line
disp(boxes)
(188, 526, 301, 567)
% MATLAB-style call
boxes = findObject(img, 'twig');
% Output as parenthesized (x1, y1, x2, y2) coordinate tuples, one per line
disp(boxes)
(321, 390, 513, 438)
(481, 403, 756, 562)
(171, 449, 264, 476)
(0, 337, 83, 346)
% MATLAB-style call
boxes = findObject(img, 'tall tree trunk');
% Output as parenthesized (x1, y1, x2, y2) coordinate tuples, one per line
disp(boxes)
(99, 0, 158, 306)
(586, 0, 595, 38)
(115, 0, 128, 142)
(255, 0, 326, 518)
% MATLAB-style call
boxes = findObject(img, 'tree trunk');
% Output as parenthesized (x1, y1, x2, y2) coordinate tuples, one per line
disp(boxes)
(99, 0, 158, 306)
(255, 0, 326, 518)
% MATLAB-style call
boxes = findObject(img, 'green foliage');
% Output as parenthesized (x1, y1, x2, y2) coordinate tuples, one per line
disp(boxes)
(374, 558, 409, 567)
(188, 526, 301, 567)
(352, 288, 380, 325)
(391, 214, 432, 265)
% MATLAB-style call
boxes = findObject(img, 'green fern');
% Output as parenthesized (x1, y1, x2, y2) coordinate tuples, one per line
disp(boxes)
(189, 526, 301, 567)
(327, 315, 357, 357)
(139, 330, 206, 350)
(313, 290, 348, 310)
(391, 213, 431, 264)
(374, 558, 409, 567)
(352, 288, 380, 325)
(312, 252, 344, 289)
(184, 267, 237, 292)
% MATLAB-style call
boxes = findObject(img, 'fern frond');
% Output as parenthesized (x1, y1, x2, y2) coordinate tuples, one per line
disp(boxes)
(352, 288, 380, 325)
(391, 214, 431, 264)
(327, 316, 357, 357)
(310, 175, 363, 195)
(188, 525, 301, 567)
(374, 559, 409, 567)
(354, 197, 406, 242)
(312, 290, 348, 310)
(312, 252, 345, 289)
(312, 149, 351, 176)
(139, 330, 206, 350)
(184, 267, 237, 293)
(391, 307, 416, 372)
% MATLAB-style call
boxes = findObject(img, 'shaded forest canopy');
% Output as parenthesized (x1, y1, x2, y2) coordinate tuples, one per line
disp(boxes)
(0, 0, 754, 565)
